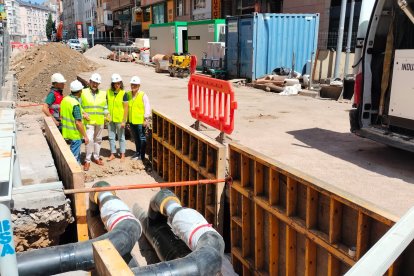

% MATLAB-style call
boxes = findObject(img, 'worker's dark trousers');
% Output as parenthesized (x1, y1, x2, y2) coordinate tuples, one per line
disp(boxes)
(130, 123, 146, 160)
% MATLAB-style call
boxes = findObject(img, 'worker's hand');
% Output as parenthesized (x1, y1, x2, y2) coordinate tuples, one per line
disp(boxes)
(121, 122, 126, 128)
(84, 137, 89, 145)
(143, 121, 147, 127)
(83, 113, 90, 121)
(105, 114, 111, 122)
(53, 119, 60, 126)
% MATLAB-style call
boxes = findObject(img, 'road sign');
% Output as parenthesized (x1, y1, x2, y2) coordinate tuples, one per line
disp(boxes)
(88, 26, 94, 35)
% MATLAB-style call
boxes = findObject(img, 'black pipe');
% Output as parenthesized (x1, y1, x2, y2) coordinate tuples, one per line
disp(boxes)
(131, 231, 224, 276)
(133, 204, 192, 261)
(17, 219, 141, 276)
(17, 182, 141, 276)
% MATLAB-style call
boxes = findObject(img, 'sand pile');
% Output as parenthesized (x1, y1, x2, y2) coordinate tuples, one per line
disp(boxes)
(83, 44, 112, 59)
(11, 43, 99, 103)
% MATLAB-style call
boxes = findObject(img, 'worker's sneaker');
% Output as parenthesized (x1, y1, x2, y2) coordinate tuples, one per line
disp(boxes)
(131, 153, 141, 160)
(83, 162, 90, 171)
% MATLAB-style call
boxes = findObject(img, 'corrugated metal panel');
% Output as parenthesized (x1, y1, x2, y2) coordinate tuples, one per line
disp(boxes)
(226, 13, 319, 80)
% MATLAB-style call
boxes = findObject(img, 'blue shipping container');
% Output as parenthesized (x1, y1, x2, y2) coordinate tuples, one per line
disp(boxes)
(226, 13, 319, 80)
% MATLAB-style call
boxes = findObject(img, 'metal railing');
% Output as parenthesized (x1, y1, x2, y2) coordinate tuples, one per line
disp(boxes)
(0, 28, 11, 98)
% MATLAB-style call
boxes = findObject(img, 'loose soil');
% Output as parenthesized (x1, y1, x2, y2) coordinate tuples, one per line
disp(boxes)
(83, 44, 112, 59)
(11, 43, 99, 103)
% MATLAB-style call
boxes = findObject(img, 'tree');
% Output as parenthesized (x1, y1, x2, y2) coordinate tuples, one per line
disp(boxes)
(46, 13, 54, 40)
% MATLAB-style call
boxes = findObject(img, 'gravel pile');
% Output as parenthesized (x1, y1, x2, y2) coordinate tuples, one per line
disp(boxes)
(83, 44, 112, 59)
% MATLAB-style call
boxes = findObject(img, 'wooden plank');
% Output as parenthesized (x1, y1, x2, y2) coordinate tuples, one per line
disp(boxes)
(93, 239, 133, 276)
(287, 177, 297, 216)
(254, 161, 264, 196)
(242, 195, 251, 258)
(44, 117, 88, 241)
(306, 187, 318, 229)
(286, 226, 297, 276)
(329, 198, 343, 245)
(269, 214, 279, 275)
(214, 145, 226, 234)
(269, 169, 279, 206)
(328, 254, 340, 276)
(356, 211, 371, 260)
(255, 203, 264, 271)
(305, 238, 316, 276)
(241, 155, 250, 187)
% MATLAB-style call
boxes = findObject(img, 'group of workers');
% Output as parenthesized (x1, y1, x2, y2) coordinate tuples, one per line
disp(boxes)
(42, 72, 151, 171)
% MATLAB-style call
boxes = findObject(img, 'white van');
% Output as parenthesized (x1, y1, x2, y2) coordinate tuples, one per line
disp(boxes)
(349, 0, 414, 152)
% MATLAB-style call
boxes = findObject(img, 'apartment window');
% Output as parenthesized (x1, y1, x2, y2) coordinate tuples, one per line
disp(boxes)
(176, 0, 183, 16)
(107, 13, 112, 20)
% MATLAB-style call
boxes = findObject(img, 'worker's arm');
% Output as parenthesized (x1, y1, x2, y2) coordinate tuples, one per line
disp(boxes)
(43, 93, 60, 126)
(143, 94, 151, 127)
(121, 94, 129, 128)
(75, 120, 89, 145)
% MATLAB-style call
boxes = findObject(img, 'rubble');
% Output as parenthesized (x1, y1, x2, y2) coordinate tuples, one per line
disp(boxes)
(11, 43, 99, 103)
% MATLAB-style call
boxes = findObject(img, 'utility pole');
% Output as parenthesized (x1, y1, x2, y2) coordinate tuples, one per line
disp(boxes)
(333, 0, 347, 79)
(91, 0, 94, 47)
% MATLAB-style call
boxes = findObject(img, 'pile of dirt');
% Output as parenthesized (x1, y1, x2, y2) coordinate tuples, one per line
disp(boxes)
(84, 44, 112, 59)
(11, 43, 99, 103)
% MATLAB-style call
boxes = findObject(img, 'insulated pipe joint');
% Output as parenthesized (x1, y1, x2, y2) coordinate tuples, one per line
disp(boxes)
(149, 189, 181, 216)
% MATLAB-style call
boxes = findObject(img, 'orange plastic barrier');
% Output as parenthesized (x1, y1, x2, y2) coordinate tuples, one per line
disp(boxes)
(188, 74, 237, 134)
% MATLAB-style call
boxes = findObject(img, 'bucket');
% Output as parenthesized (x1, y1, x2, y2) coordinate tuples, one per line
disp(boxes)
(140, 51, 150, 63)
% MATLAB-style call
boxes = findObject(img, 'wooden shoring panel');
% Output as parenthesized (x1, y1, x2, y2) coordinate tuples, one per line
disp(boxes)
(241, 195, 251, 259)
(269, 214, 279, 275)
(356, 211, 371, 260)
(254, 203, 264, 271)
(305, 238, 316, 276)
(286, 225, 297, 276)
(328, 254, 340, 276)
(44, 117, 87, 241)
(329, 198, 343, 245)
(151, 110, 226, 233)
(228, 143, 410, 275)
(287, 177, 298, 217)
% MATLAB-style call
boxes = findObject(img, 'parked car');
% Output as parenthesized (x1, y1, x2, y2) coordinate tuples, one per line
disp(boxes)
(67, 39, 82, 52)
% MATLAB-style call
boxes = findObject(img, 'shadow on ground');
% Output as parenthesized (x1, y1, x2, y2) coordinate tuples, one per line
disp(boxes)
(287, 127, 414, 184)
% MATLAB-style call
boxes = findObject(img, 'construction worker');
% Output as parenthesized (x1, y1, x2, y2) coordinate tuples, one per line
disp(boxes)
(60, 80, 89, 164)
(42, 73, 66, 131)
(127, 76, 151, 162)
(107, 73, 128, 162)
(81, 73, 107, 171)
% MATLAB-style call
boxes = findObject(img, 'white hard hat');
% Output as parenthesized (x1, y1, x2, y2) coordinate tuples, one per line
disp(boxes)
(70, 80, 84, 92)
(51, 73, 66, 83)
(90, 73, 102, 83)
(111, 73, 122, 83)
(130, 76, 141, 85)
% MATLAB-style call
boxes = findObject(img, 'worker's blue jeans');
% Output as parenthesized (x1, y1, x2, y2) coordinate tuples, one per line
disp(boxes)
(130, 123, 146, 159)
(108, 122, 126, 154)
(70, 139, 82, 164)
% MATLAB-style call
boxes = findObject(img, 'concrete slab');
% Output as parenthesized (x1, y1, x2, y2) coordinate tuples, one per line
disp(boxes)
(16, 114, 59, 185)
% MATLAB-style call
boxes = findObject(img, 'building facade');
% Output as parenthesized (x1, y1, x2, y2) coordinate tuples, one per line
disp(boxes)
(62, 0, 79, 39)
(4, 0, 21, 41)
(95, 0, 113, 39)
(19, 1, 57, 43)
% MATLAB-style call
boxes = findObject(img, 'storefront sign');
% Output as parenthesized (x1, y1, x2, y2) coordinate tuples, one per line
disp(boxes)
(77, 24, 83, 38)
(212, 0, 220, 19)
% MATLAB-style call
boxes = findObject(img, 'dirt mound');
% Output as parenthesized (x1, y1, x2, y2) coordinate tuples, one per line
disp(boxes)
(84, 44, 112, 59)
(11, 43, 99, 103)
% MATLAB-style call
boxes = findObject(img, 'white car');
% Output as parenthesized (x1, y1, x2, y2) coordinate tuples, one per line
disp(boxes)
(67, 39, 82, 52)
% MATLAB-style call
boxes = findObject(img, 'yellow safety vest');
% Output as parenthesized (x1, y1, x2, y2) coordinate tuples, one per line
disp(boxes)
(81, 88, 107, 125)
(107, 89, 126, 123)
(60, 96, 83, 140)
(127, 91, 145, 124)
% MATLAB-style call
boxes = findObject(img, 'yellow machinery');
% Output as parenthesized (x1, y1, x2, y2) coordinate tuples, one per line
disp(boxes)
(169, 53, 191, 78)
